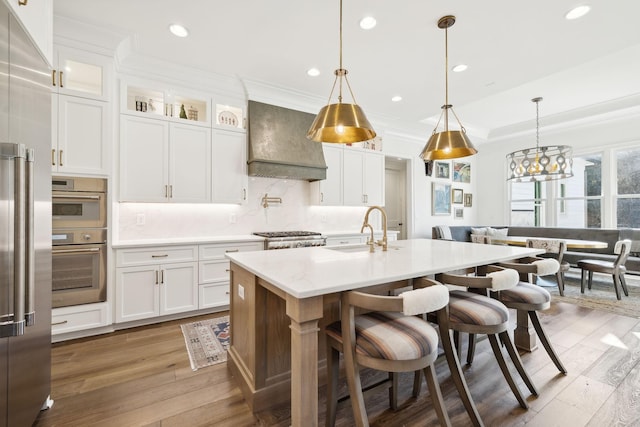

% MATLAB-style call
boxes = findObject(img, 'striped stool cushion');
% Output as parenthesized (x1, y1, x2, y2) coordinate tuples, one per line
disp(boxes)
(448, 291, 509, 326)
(325, 312, 438, 361)
(498, 282, 551, 307)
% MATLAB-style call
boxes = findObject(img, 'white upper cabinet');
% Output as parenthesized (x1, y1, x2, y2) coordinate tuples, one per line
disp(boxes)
(213, 95, 246, 132)
(120, 115, 211, 203)
(313, 146, 384, 207)
(343, 148, 385, 207)
(121, 78, 210, 127)
(51, 94, 109, 175)
(311, 144, 343, 205)
(6, 0, 53, 65)
(211, 128, 248, 204)
(52, 46, 112, 101)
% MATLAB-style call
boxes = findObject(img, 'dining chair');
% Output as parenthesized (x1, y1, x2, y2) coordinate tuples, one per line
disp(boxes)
(495, 256, 567, 374)
(525, 238, 569, 296)
(471, 234, 491, 244)
(434, 266, 538, 409)
(324, 283, 452, 427)
(577, 239, 632, 300)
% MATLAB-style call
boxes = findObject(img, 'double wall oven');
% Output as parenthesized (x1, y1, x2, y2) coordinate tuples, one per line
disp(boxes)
(51, 177, 107, 308)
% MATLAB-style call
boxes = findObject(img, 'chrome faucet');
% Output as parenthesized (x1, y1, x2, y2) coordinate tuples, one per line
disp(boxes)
(360, 206, 388, 251)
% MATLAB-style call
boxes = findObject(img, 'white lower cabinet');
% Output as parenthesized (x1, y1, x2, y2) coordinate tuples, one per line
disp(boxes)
(115, 245, 198, 323)
(51, 302, 109, 336)
(198, 241, 263, 309)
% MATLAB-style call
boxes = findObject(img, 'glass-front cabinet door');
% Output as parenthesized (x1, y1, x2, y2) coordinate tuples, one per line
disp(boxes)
(52, 46, 112, 101)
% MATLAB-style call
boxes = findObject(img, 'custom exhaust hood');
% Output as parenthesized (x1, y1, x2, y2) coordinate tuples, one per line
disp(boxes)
(247, 101, 327, 181)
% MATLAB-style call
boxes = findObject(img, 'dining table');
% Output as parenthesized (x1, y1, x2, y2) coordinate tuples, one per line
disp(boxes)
(489, 235, 608, 249)
(225, 238, 544, 427)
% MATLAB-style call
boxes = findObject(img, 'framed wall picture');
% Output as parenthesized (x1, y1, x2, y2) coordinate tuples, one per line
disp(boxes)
(432, 182, 451, 215)
(452, 188, 464, 204)
(464, 193, 473, 207)
(454, 207, 464, 219)
(435, 161, 450, 179)
(453, 161, 471, 183)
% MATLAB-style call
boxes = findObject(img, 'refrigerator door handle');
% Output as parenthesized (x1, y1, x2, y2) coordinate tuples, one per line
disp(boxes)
(0, 143, 26, 337)
(25, 148, 35, 326)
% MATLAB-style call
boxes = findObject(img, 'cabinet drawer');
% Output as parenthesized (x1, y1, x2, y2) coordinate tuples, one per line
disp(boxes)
(52, 304, 109, 335)
(199, 283, 230, 309)
(199, 260, 230, 284)
(199, 242, 263, 260)
(117, 245, 197, 267)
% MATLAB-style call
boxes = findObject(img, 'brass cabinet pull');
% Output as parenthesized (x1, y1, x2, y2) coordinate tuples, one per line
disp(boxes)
(51, 320, 68, 326)
(155, 270, 158, 285)
(320, 192, 324, 203)
(59, 150, 63, 166)
(225, 249, 239, 253)
(169, 185, 173, 198)
(51, 70, 56, 87)
(18, 0, 28, 5)
(160, 270, 164, 284)
(151, 254, 169, 258)
(59, 70, 64, 88)
(51, 149, 55, 166)
(242, 188, 246, 200)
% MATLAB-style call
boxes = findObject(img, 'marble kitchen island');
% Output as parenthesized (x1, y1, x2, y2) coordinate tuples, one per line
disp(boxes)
(225, 238, 543, 427)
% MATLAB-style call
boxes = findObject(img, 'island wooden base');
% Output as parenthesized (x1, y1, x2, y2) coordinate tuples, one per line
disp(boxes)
(228, 262, 411, 426)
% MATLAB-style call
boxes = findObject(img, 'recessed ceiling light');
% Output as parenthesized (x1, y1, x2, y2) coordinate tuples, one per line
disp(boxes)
(452, 64, 468, 73)
(565, 5, 591, 20)
(391, 95, 402, 102)
(359, 16, 377, 30)
(169, 24, 189, 38)
(307, 68, 320, 77)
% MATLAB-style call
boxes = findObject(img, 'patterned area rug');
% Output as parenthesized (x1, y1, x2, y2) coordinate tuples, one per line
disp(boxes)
(548, 270, 640, 319)
(180, 315, 230, 371)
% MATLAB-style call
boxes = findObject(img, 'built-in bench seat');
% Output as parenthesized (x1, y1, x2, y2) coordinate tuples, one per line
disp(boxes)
(432, 225, 640, 275)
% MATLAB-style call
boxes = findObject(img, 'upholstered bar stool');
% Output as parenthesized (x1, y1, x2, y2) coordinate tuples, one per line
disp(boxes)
(324, 283, 452, 427)
(526, 238, 569, 296)
(496, 256, 567, 374)
(435, 267, 538, 409)
(577, 239, 632, 300)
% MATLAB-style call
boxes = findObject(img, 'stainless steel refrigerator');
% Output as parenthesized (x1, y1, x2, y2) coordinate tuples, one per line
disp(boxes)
(1, 1, 52, 426)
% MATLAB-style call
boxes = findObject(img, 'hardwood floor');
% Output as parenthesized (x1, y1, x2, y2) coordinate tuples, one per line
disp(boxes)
(34, 299, 640, 427)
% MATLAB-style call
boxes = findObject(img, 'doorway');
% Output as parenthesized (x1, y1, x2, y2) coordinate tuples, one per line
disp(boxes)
(385, 157, 408, 240)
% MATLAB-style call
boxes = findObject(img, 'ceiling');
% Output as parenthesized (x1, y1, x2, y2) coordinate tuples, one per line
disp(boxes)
(53, 0, 640, 143)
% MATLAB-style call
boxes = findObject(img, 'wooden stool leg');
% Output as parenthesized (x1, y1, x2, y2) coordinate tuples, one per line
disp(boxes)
(556, 271, 565, 296)
(499, 331, 538, 396)
(619, 273, 630, 296)
(466, 333, 477, 365)
(580, 269, 587, 293)
(436, 316, 484, 427)
(412, 370, 422, 398)
(588, 271, 594, 290)
(389, 373, 398, 410)
(529, 311, 567, 374)
(612, 273, 622, 300)
(488, 334, 528, 409)
(423, 365, 452, 427)
(325, 346, 340, 427)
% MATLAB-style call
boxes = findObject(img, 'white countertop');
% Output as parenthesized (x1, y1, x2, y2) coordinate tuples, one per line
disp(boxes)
(112, 234, 265, 248)
(226, 238, 543, 298)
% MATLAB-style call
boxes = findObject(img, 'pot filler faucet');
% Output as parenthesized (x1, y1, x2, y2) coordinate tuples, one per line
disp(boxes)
(360, 206, 388, 252)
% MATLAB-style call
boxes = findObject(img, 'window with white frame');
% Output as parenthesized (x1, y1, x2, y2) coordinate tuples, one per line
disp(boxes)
(509, 181, 546, 226)
(616, 148, 640, 228)
(555, 153, 602, 228)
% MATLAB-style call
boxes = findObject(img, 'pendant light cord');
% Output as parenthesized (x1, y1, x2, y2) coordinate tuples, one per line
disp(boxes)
(443, 23, 449, 131)
(338, 0, 343, 102)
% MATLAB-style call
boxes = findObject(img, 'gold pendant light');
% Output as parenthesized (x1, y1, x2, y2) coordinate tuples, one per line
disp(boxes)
(307, 0, 376, 143)
(420, 15, 477, 160)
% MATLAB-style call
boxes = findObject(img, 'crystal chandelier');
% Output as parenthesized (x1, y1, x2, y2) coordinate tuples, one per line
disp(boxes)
(506, 97, 573, 182)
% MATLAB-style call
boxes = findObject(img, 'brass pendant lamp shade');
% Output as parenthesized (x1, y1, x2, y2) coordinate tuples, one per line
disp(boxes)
(419, 16, 477, 160)
(307, 0, 376, 143)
